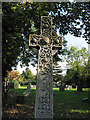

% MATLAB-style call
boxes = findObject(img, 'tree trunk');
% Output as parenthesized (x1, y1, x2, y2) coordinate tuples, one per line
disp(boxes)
(77, 76, 83, 92)
(59, 85, 65, 92)
(77, 84, 83, 92)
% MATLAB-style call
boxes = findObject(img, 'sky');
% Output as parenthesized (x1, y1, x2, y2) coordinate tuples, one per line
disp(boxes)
(64, 33, 88, 50)
(14, 33, 88, 75)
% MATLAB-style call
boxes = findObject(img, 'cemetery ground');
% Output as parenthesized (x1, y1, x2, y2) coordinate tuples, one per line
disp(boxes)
(2, 86, 89, 120)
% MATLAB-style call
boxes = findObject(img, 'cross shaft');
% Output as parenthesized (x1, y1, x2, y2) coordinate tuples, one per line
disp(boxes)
(29, 16, 62, 118)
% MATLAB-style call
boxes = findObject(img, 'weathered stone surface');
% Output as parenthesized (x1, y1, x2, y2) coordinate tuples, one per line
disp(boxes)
(29, 16, 62, 119)
(35, 45, 53, 118)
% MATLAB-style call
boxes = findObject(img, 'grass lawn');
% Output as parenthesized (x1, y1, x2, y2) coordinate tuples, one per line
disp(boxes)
(3, 86, 89, 120)
(53, 88, 89, 119)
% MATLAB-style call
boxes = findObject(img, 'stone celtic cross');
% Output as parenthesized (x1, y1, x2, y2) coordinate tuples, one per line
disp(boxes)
(29, 16, 62, 119)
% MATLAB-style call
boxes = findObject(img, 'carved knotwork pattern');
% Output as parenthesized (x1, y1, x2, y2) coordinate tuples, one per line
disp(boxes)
(39, 45, 52, 74)
(29, 16, 62, 49)
(36, 45, 53, 117)
(41, 16, 52, 39)
(29, 34, 40, 46)
(29, 16, 62, 118)
(52, 36, 62, 47)
(29, 35, 52, 47)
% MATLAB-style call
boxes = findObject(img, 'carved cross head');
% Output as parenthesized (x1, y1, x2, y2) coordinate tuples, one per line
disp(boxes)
(29, 16, 62, 49)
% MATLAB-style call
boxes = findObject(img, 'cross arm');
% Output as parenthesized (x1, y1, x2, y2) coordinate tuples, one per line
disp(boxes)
(29, 34, 41, 49)
(52, 36, 62, 50)
(29, 34, 51, 48)
(29, 34, 40, 47)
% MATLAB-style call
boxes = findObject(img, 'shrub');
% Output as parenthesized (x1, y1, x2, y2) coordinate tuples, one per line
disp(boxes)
(14, 80, 19, 89)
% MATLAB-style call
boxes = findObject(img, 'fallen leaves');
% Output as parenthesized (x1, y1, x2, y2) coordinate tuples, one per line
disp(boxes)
(5, 108, 18, 114)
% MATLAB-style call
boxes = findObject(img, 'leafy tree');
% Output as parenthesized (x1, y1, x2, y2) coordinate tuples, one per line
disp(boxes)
(18, 68, 36, 85)
(24, 68, 34, 82)
(14, 80, 19, 89)
(53, 74, 63, 87)
(31, 75, 36, 85)
(7, 70, 20, 82)
(18, 74, 24, 82)
(4, 70, 20, 90)
(2, 2, 89, 94)
(2, 2, 89, 77)
(64, 46, 88, 91)
(65, 46, 88, 68)
(53, 61, 62, 85)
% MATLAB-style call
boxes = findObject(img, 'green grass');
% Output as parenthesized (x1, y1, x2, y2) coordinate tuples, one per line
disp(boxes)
(53, 89, 89, 119)
(5, 86, 89, 119)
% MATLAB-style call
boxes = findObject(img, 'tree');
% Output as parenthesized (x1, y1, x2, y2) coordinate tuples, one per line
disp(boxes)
(2, 2, 89, 77)
(24, 68, 34, 82)
(8, 70, 20, 81)
(4, 70, 20, 91)
(64, 65, 88, 88)
(2, 2, 89, 95)
(18, 68, 36, 85)
(5, 70, 20, 85)
(53, 74, 63, 86)
(64, 46, 88, 91)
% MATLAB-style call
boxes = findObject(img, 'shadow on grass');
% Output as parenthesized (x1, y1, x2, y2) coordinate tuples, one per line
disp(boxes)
(53, 90, 89, 119)
(2, 88, 36, 120)
(2, 88, 89, 120)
